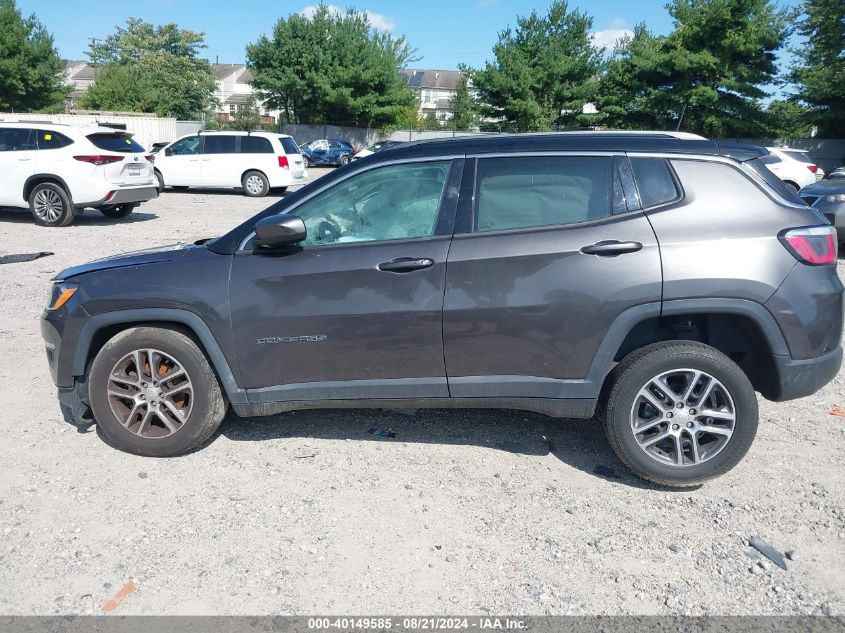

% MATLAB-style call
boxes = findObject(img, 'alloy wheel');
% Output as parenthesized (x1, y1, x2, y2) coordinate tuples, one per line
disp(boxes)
(33, 189, 64, 223)
(107, 349, 193, 439)
(630, 368, 736, 467)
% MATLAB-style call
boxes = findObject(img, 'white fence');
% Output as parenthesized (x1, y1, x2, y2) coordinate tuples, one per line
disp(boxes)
(0, 112, 179, 151)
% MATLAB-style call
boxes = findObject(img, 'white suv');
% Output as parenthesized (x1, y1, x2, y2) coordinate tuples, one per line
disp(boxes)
(765, 147, 825, 190)
(154, 131, 308, 197)
(0, 122, 158, 227)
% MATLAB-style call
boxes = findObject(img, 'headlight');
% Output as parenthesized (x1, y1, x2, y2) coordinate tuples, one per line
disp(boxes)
(46, 284, 77, 311)
(825, 194, 845, 204)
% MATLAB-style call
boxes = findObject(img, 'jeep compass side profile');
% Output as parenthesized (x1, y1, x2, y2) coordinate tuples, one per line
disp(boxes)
(41, 133, 843, 486)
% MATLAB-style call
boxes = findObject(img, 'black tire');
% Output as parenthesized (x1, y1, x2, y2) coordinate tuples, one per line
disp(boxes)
(88, 327, 228, 457)
(242, 170, 269, 197)
(601, 341, 758, 487)
(785, 181, 800, 192)
(340, 154, 351, 166)
(154, 170, 165, 193)
(98, 203, 136, 219)
(302, 156, 311, 169)
(28, 181, 75, 227)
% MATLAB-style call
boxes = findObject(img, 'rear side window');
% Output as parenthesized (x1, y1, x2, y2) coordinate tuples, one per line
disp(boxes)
(36, 130, 74, 150)
(474, 156, 612, 232)
(0, 128, 36, 151)
(86, 133, 143, 153)
(279, 137, 300, 154)
(203, 136, 236, 154)
(240, 136, 273, 154)
(630, 157, 680, 208)
(745, 156, 804, 204)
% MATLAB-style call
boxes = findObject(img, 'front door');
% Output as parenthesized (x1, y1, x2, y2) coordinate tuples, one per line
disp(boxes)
(0, 128, 37, 207)
(443, 154, 662, 399)
(160, 135, 202, 186)
(229, 158, 462, 404)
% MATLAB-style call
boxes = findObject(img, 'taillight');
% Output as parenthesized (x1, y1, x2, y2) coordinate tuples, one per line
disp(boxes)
(73, 155, 123, 166)
(780, 226, 837, 265)
(808, 165, 818, 173)
(278, 155, 289, 169)
(145, 154, 155, 163)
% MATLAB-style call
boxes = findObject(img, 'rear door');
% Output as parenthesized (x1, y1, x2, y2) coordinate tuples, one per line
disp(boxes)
(200, 135, 238, 186)
(443, 153, 662, 399)
(0, 128, 37, 207)
(85, 132, 153, 186)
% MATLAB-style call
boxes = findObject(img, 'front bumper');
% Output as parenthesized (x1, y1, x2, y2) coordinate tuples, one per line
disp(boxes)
(80, 186, 158, 208)
(770, 346, 843, 401)
(57, 379, 92, 427)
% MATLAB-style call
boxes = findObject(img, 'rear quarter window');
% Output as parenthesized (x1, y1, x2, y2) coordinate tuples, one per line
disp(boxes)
(240, 136, 273, 154)
(630, 157, 681, 208)
(87, 133, 144, 153)
(37, 130, 74, 150)
(279, 137, 300, 154)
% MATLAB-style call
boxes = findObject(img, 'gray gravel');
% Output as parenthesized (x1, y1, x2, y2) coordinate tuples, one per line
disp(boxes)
(0, 172, 843, 615)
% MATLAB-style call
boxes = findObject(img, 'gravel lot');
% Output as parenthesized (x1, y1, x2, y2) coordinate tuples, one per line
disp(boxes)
(0, 168, 843, 616)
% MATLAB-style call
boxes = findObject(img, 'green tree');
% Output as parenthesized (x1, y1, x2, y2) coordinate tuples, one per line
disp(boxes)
(467, 1, 604, 131)
(789, 0, 845, 137)
(230, 94, 262, 131)
(449, 74, 478, 130)
(80, 18, 216, 119)
(597, 0, 789, 136)
(0, 0, 67, 111)
(247, 4, 416, 127)
(765, 100, 813, 139)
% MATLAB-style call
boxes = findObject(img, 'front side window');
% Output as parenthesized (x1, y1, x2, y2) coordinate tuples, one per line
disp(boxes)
(168, 136, 200, 155)
(291, 160, 451, 247)
(203, 135, 236, 154)
(474, 156, 613, 232)
(35, 130, 74, 150)
(630, 157, 681, 208)
(0, 128, 36, 151)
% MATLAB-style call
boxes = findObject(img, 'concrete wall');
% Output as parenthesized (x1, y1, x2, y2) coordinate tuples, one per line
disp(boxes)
(0, 112, 178, 152)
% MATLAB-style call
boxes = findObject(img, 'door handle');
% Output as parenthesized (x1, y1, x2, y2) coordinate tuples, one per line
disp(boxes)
(18, 158, 32, 162)
(201, 158, 212, 162)
(580, 241, 643, 256)
(378, 257, 434, 273)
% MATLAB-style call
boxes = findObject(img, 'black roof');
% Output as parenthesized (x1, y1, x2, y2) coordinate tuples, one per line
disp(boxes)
(378, 132, 766, 162)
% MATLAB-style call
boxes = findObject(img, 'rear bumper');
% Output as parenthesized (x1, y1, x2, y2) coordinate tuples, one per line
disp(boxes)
(80, 186, 158, 208)
(770, 346, 842, 401)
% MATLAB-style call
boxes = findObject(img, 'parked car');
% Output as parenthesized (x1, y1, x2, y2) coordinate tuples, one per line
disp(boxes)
(824, 166, 845, 180)
(154, 131, 307, 197)
(765, 147, 824, 190)
(351, 140, 405, 161)
(41, 132, 842, 487)
(800, 179, 845, 242)
(0, 122, 157, 227)
(299, 138, 355, 167)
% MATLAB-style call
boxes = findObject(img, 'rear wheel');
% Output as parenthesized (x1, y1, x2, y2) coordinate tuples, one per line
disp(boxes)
(242, 170, 269, 197)
(98, 203, 136, 219)
(29, 182, 75, 227)
(302, 156, 311, 168)
(785, 181, 800, 192)
(601, 341, 758, 487)
(340, 154, 351, 166)
(88, 327, 227, 456)
(154, 170, 165, 193)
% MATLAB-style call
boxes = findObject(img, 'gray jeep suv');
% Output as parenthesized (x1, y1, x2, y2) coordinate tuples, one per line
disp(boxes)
(41, 132, 843, 486)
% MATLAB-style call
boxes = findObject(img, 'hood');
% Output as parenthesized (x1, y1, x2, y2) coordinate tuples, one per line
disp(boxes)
(54, 242, 197, 281)
(801, 180, 845, 196)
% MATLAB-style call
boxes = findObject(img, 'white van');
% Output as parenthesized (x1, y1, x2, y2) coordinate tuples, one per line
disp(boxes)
(154, 131, 308, 197)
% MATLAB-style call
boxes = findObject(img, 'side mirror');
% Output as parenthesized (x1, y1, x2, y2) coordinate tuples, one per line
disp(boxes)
(164, 147, 173, 156)
(254, 214, 307, 249)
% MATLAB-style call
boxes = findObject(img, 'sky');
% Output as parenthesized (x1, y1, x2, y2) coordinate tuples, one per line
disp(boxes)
(19, 0, 803, 75)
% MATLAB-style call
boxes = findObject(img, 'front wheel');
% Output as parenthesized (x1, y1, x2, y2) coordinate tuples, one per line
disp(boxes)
(98, 203, 136, 219)
(242, 170, 269, 197)
(88, 327, 227, 456)
(29, 182, 75, 227)
(601, 341, 758, 487)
